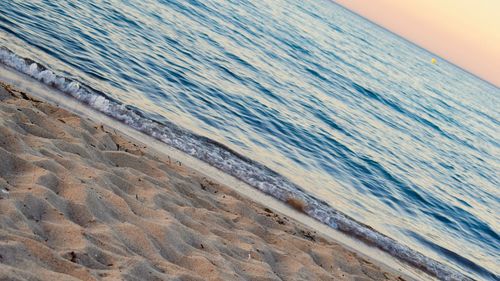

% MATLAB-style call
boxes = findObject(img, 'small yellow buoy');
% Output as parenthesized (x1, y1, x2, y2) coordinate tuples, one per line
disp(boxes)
(431, 58, 437, 64)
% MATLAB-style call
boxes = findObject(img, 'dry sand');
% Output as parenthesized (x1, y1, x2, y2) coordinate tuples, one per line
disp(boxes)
(0, 82, 410, 280)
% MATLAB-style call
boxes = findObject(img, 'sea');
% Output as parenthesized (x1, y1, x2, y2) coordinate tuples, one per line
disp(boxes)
(0, 0, 498, 280)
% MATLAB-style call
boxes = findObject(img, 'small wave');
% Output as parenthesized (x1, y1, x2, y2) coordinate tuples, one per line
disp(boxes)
(0, 46, 475, 281)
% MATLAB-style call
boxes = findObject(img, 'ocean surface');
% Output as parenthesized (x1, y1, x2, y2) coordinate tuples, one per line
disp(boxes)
(0, 0, 498, 280)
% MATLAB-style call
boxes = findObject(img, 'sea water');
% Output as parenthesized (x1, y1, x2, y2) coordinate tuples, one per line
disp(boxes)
(0, 1, 498, 280)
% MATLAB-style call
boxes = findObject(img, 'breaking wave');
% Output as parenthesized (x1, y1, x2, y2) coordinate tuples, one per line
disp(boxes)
(0, 46, 477, 281)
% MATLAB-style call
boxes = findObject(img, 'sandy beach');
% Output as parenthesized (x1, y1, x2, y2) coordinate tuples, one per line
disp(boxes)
(0, 81, 414, 281)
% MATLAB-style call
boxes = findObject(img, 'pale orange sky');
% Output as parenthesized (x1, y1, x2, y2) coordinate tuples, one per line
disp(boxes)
(334, 0, 500, 87)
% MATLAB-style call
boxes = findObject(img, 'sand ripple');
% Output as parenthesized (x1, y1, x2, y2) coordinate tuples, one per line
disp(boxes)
(0, 84, 405, 280)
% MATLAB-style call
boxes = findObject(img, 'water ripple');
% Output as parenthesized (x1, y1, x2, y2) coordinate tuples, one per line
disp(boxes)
(1, 0, 499, 280)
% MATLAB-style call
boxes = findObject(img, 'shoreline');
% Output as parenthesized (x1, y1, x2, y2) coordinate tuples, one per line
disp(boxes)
(0, 71, 430, 280)
(0, 47, 475, 281)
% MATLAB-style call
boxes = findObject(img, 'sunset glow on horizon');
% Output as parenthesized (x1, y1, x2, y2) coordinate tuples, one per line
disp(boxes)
(334, 0, 500, 87)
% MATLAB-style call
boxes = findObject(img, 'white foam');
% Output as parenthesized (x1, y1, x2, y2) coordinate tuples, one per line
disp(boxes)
(0, 47, 472, 281)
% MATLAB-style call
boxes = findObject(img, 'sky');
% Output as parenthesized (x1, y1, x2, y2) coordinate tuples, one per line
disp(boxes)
(333, 0, 500, 87)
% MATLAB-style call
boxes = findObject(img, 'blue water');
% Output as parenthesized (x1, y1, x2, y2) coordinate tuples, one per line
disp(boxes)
(0, 0, 498, 280)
